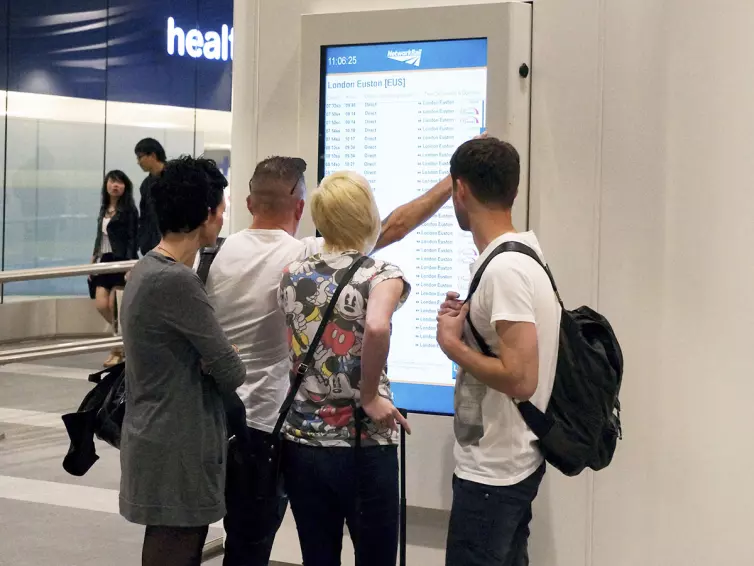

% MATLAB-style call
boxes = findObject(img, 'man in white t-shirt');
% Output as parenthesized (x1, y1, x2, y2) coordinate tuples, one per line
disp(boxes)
(206, 156, 456, 566)
(436, 138, 561, 566)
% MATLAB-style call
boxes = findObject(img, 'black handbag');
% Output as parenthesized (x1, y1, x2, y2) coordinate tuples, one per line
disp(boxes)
(91, 362, 127, 448)
(230, 255, 369, 499)
(61, 361, 126, 476)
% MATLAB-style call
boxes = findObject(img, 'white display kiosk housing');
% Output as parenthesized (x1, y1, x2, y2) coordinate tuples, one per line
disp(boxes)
(298, 2, 532, 510)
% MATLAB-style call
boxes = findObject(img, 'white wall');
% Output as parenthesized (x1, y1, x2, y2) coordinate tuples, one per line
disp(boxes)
(535, 0, 754, 564)
(233, 0, 754, 564)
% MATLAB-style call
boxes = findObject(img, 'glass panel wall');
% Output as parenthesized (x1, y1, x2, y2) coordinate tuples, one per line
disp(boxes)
(0, 0, 8, 301)
(0, 0, 233, 302)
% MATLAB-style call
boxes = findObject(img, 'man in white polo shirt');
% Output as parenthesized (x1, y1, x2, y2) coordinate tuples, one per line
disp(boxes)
(436, 138, 561, 566)
(206, 156, 456, 566)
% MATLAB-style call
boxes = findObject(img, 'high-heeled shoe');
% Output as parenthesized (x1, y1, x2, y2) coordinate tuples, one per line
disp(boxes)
(103, 347, 124, 368)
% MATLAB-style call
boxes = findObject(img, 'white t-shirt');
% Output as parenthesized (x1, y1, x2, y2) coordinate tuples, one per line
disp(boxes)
(205, 229, 323, 432)
(454, 231, 561, 486)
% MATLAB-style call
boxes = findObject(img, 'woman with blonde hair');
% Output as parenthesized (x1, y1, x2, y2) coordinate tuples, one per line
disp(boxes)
(279, 171, 411, 566)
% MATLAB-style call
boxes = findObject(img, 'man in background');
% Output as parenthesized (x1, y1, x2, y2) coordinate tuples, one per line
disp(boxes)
(134, 138, 166, 255)
(206, 156, 457, 566)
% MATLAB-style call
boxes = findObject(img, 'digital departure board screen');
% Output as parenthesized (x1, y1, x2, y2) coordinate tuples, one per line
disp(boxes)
(319, 38, 487, 415)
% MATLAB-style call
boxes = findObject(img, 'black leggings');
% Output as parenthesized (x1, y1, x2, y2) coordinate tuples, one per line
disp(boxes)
(142, 525, 209, 566)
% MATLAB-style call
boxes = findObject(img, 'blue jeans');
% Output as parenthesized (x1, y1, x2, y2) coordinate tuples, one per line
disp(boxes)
(223, 427, 287, 566)
(445, 463, 546, 566)
(283, 441, 399, 566)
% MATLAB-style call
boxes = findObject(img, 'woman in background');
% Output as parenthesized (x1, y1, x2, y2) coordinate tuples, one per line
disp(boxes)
(89, 170, 138, 367)
(279, 171, 411, 566)
(119, 156, 245, 566)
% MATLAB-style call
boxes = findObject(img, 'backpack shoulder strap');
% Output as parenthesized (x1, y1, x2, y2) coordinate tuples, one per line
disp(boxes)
(466, 242, 509, 298)
(197, 237, 226, 285)
(498, 241, 563, 307)
(465, 242, 508, 357)
(465, 239, 563, 357)
(272, 255, 369, 437)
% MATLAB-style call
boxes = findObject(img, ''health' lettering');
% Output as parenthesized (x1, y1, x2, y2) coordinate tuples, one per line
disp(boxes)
(167, 17, 233, 61)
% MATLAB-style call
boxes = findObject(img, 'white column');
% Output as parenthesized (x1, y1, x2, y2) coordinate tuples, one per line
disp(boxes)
(229, 0, 260, 234)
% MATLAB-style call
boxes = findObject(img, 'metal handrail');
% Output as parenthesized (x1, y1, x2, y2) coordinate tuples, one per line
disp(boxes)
(0, 263, 134, 363)
(202, 537, 224, 562)
(0, 337, 123, 366)
(1, 336, 121, 355)
(0, 260, 137, 284)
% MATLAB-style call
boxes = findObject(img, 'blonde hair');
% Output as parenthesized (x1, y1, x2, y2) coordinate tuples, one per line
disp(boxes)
(311, 171, 381, 254)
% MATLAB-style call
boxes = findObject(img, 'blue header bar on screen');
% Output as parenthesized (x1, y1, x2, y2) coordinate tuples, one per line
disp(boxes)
(324, 38, 487, 74)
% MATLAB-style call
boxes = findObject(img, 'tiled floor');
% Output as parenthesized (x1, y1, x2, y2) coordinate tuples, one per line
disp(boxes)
(0, 350, 448, 565)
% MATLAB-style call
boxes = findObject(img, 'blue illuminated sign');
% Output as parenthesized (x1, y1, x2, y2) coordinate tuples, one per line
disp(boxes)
(3, 0, 234, 111)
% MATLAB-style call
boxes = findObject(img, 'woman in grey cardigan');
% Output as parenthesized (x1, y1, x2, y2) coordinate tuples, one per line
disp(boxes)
(119, 156, 245, 566)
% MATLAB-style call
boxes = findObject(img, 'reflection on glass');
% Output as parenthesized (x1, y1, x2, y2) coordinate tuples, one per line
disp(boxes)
(0, 0, 233, 300)
(0, 88, 5, 302)
(0, 0, 7, 302)
(3, 96, 106, 298)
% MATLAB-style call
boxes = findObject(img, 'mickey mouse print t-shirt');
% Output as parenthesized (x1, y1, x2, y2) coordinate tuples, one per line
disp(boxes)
(278, 250, 410, 447)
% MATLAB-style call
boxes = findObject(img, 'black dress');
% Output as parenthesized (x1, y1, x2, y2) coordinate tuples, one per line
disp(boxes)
(89, 207, 138, 299)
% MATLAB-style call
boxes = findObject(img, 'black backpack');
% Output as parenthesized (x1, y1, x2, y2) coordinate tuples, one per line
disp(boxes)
(466, 240, 623, 476)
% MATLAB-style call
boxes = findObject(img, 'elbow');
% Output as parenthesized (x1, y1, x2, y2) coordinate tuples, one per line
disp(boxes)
(364, 320, 391, 340)
(392, 216, 411, 243)
(393, 219, 411, 242)
(230, 363, 246, 390)
(214, 358, 246, 393)
(509, 374, 538, 402)
(222, 373, 246, 395)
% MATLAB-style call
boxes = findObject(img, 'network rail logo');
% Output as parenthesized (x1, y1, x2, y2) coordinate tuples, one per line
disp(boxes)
(387, 48, 422, 67)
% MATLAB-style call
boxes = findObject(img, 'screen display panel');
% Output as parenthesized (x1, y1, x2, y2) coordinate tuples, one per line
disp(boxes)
(319, 38, 488, 415)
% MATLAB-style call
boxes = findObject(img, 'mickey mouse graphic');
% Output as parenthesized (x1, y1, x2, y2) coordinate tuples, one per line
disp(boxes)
(318, 404, 353, 429)
(282, 276, 322, 355)
(313, 276, 337, 308)
(322, 319, 357, 358)
(339, 283, 366, 321)
(303, 369, 331, 404)
(322, 356, 352, 396)
(348, 256, 380, 285)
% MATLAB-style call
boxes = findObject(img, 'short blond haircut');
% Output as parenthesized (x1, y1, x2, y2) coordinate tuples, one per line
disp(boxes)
(311, 171, 381, 254)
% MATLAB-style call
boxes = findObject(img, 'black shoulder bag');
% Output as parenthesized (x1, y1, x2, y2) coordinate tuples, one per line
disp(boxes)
(62, 362, 126, 476)
(196, 236, 226, 284)
(230, 255, 368, 499)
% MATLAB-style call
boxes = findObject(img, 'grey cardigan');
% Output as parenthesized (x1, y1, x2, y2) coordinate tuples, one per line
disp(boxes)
(119, 252, 245, 527)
